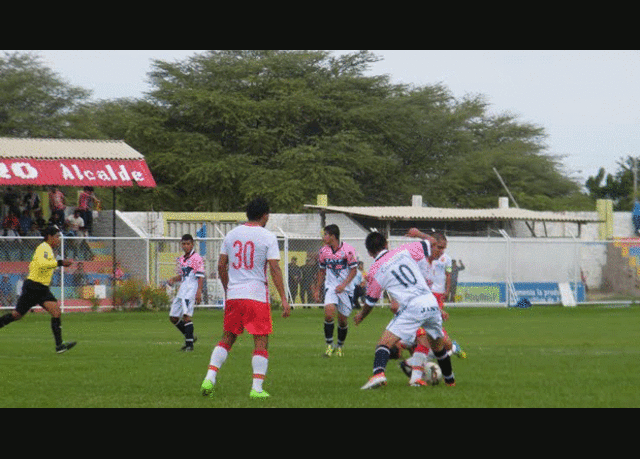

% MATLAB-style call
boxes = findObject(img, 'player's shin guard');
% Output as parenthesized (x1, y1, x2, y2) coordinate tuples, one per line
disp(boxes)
(409, 345, 429, 384)
(373, 345, 391, 375)
(174, 319, 186, 335)
(434, 347, 455, 385)
(337, 325, 348, 347)
(324, 321, 334, 345)
(206, 341, 230, 383)
(184, 321, 194, 346)
(51, 317, 63, 347)
(252, 350, 269, 392)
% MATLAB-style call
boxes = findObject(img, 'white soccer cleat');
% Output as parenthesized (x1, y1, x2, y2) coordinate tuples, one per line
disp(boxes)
(360, 373, 387, 390)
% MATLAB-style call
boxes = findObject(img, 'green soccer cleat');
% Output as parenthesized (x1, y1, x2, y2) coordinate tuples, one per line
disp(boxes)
(201, 379, 215, 398)
(323, 344, 334, 358)
(250, 389, 270, 399)
(452, 341, 467, 359)
(335, 346, 343, 357)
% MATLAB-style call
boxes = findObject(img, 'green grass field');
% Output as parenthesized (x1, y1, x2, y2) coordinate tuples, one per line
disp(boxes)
(1, 305, 639, 408)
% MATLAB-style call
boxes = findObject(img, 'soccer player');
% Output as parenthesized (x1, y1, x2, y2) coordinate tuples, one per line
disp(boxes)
(313, 224, 358, 357)
(166, 234, 205, 352)
(355, 232, 455, 389)
(0, 226, 76, 353)
(406, 228, 466, 358)
(200, 198, 290, 399)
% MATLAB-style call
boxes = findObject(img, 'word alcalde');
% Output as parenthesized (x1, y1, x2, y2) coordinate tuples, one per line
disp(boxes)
(60, 163, 145, 182)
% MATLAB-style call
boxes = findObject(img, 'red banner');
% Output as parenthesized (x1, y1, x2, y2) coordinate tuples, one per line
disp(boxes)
(0, 158, 156, 187)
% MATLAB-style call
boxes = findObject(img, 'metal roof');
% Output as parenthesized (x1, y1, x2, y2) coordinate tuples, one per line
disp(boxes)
(0, 137, 145, 160)
(304, 205, 603, 223)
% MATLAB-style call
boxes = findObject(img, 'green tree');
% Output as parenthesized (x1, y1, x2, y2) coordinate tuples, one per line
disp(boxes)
(586, 156, 638, 210)
(0, 52, 91, 137)
(18, 49, 591, 214)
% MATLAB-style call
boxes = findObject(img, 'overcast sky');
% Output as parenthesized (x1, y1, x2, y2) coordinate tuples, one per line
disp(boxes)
(10, 49, 639, 185)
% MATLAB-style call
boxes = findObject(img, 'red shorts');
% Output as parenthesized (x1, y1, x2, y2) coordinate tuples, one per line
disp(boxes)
(224, 299, 272, 336)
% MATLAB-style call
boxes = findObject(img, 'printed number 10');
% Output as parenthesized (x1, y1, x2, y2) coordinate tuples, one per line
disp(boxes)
(391, 264, 417, 288)
(232, 240, 255, 269)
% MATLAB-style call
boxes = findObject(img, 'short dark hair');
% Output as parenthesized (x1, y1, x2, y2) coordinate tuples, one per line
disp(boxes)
(42, 225, 60, 240)
(365, 231, 386, 255)
(324, 224, 340, 240)
(246, 197, 270, 221)
(432, 231, 447, 242)
(181, 234, 194, 242)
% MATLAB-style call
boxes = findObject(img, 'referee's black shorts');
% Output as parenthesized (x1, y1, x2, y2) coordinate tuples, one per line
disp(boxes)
(15, 279, 58, 315)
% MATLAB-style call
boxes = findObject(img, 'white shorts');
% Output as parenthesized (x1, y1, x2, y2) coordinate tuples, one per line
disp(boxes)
(170, 296, 195, 318)
(324, 288, 354, 317)
(386, 294, 443, 344)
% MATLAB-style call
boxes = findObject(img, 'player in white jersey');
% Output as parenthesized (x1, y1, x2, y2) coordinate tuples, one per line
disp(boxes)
(165, 234, 204, 351)
(405, 229, 466, 357)
(201, 197, 290, 400)
(313, 224, 358, 357)
(355, 232, 455, 389)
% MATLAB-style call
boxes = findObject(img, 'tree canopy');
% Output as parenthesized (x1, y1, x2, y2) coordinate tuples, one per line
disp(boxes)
(586, 156, 639, 210)
(1, 50, 597, 212)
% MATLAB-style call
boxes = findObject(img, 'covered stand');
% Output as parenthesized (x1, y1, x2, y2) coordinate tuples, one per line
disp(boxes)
(0, 137, 156, 308)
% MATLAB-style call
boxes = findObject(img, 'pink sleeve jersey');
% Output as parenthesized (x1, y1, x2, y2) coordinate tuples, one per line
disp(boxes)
(221, 223, 280, 303)
(364, 240, 432, 308)
(176, 251, 205, 300)
(318, 242, 359, 294)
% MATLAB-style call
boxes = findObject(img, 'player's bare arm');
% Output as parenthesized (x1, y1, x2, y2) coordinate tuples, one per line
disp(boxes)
(268, 259, 290, 318)
(405, 227, 436, 244)
(218, 253, 229, 293)
(313, 269, 325, 302)
(196, 276, 203, 304)
(335, 266, 357, 294)
(354, 301, 373, 325)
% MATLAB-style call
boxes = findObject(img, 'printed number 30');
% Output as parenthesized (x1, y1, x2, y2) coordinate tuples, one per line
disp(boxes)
(232, 240, 255, 269)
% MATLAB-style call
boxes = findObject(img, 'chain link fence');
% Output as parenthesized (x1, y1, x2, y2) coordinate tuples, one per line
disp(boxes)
(0, 233, 631, 312)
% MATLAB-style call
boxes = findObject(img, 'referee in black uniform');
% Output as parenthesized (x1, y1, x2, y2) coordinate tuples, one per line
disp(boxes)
(0, 226, 77, 353)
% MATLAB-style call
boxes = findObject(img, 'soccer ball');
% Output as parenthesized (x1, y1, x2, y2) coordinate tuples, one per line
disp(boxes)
(424, 362, 443, 386)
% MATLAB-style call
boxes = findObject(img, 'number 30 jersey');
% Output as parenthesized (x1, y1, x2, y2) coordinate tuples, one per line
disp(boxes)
(220, 223, 281, 302)
(364, 241, 433, 309)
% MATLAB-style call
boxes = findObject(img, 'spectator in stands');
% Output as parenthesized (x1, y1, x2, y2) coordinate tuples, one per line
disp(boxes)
(19, 209, 32, 236)
(71, 262, 88, 298)
(78, 186, 100, 236)
(32, 209, 46, 232)
(26, 222, 41, 238)
(2, 187, 20, 219)
(22, 222, 42, 261)
(22, 187, 41, 217)
(64, 209, 86, 260)
(3, 209, 20, 236)
(48, 212, 64, 231)
(301, 252, 319, 306)
(0, 275, 14, 306)
(448, 259, 465, 303)
(65, 208, 85, 236)
(48, 186, 66, 225)
(288, 256, 302, 303)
